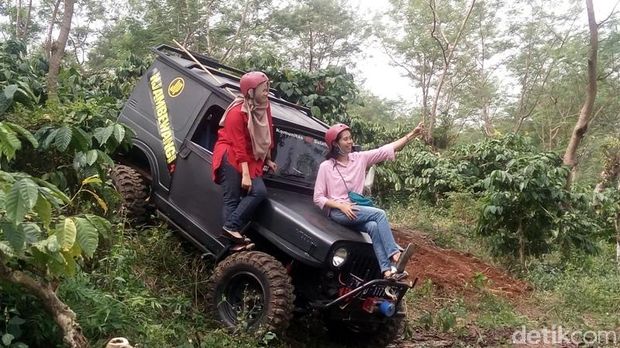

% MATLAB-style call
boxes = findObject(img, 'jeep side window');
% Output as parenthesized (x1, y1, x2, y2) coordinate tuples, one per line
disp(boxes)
(192, 105, 225, 152)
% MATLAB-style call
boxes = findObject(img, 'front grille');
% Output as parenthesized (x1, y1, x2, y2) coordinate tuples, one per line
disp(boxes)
(343, 247, 381, 281)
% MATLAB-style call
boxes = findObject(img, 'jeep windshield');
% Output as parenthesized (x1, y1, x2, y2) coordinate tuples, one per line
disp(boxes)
(270, 128, 327, 187)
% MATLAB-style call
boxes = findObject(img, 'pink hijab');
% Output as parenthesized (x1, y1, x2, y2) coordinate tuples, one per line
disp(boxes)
(219, 87, 271, 161)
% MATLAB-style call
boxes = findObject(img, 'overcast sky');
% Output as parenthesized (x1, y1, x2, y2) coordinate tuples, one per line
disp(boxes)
(351, 0, 618, 102)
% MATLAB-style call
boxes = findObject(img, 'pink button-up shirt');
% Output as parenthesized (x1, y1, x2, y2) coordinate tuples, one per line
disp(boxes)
(313, 144, 395, 210)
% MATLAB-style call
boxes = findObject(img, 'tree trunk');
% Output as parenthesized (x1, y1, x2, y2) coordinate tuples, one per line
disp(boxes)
(0, 262, 89, 347)
(21, 0, 33, 40)
(427, 0, 476, 142)
(46, 0, 75, 104)
(481, 101, 494, 137)
(594, 148, 620, 268)
(45, 0, 62, 60)
(562, 0, 598, 187)
(15, 0, 22, 38)
(518, 220, 525, 269)
(220, 0, 249, 63)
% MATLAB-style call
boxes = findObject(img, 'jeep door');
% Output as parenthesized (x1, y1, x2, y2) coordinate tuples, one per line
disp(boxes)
(166, 102, 229, 256)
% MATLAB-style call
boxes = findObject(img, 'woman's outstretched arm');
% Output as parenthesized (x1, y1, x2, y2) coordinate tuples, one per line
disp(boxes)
(391, 122, 425, 152)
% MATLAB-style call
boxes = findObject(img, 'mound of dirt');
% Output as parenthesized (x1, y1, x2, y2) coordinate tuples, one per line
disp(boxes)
(393, 227, 531, 297)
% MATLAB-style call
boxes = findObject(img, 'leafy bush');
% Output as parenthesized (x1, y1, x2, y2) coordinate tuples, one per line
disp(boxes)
(0, 40, 47, 115)
(239, 54, 360, 125)
(477, 152, 599, 264)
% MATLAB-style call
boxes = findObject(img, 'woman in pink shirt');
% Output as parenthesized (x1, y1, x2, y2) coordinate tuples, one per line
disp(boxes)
(313, 122, 424, 279)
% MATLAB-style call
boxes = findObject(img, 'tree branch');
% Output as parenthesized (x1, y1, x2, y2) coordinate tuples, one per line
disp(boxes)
(0, 260, 89, 347)
(598, 0, 619, 27)
(428, 0, 476, 136)
(428, 0, 448, 65)
(220, 0, 250, 63)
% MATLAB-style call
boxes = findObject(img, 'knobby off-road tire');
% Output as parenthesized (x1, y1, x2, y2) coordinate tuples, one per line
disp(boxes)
(205, 251, 295, 335)
(110, 165, 149, 222)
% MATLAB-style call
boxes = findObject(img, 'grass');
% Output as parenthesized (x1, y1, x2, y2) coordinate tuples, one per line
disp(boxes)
(58, 223, 267, 347)
(525, 244, 620, 330)
(390, 196, 620, 343)
(5, 197, 620, 347)
(387, 195, 497, 266)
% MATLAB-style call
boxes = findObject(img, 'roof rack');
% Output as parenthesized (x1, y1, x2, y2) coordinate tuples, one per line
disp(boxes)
(152, 44, 313, 116)
(154, 44, 246, 76)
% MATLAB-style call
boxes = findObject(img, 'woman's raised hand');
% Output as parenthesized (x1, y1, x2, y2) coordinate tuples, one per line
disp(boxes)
(412, 121, 425, 136)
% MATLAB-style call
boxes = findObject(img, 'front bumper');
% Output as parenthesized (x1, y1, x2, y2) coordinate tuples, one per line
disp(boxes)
(315, 277, 417, 310)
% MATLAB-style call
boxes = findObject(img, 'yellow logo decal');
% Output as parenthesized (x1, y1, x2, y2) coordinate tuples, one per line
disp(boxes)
(168, 77, 185, 97)
(149, 69, 177, 168)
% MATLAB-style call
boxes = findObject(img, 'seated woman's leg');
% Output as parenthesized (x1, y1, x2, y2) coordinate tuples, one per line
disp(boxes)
(330, 206, 396, 277)
(361, 221, 392, 275)
(360, 206, 401, 263)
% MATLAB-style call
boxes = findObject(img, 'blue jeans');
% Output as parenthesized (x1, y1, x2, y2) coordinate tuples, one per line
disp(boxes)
(218, 155, 267, 232)
(329, 206, 400, 273)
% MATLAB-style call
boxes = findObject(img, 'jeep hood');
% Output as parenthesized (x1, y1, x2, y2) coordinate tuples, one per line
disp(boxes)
(254, 187, 371, 265)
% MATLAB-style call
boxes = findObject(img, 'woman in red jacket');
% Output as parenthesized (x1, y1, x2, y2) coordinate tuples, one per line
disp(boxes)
(212, 71, 277, 249)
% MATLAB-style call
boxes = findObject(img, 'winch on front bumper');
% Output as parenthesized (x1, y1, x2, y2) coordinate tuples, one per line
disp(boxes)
(315, 274, 417, 318)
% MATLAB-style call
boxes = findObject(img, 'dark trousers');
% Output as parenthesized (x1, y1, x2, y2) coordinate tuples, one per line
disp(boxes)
(218, 155, 267, 232)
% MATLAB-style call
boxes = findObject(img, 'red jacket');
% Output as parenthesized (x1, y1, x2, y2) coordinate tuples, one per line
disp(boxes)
(212, 103, 274, 183)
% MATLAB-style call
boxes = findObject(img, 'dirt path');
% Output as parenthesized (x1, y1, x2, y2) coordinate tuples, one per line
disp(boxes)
(390, 227, 533, 347)
(393, 226, 531, 297)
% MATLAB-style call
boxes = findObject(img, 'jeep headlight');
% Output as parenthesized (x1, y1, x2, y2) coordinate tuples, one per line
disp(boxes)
(331, 248, 348, 268)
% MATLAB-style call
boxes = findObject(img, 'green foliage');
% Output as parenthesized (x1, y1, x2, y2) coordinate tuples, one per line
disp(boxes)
(0, 170, 111, 278)
(35, 122, 132, 182)
(477, 151, 600, 262)
(413, 298, 468, 334)
(239, 54, 360, 125)
(269, 0, 369, 71)
(0, 40, 46, 116)
(473, 293, 525, 329)
(88, 0, 276, 68)
(527, 245, 620, 330)
(58, 227, 267, 347)
(0, 306, 28, 348)
(0, 122, 37, 164)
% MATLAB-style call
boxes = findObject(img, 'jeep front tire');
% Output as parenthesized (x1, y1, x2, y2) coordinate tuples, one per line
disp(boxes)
(204, 251, 295, 334)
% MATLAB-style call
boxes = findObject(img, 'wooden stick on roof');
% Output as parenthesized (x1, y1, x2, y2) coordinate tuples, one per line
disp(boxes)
(172, 39, 237, 98)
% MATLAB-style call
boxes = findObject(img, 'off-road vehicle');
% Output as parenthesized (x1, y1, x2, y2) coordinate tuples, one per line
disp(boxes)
(113, 44, 415, 346)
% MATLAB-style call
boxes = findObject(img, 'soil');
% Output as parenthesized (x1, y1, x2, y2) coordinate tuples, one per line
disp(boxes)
(287, 227, 535, 347)
(393, 226, 531, 298)
(389, 227, 536, 347)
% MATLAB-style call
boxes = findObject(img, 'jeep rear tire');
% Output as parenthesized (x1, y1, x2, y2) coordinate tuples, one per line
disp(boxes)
(205, 251, 295, 334)
(110, 165, 149, 222)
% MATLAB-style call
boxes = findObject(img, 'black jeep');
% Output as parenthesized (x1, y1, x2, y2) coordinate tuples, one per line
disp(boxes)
(113, 44, 414, 346)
